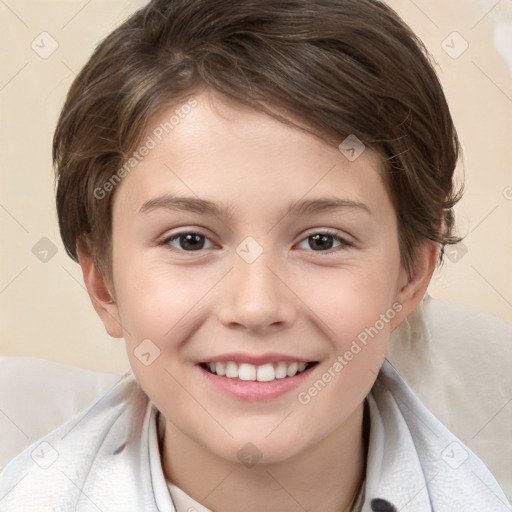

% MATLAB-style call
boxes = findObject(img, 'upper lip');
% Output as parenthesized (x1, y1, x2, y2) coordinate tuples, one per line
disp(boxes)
(198, 352, 317, 365)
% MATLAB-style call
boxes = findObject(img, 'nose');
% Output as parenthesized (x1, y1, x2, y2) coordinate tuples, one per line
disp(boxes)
(216, 249, 298, 333)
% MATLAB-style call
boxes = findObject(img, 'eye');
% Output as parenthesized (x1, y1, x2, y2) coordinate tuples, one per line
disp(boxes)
(160, 229, 353, 255)
(296, 231, 353, 254)
(162, 231, 215, 252)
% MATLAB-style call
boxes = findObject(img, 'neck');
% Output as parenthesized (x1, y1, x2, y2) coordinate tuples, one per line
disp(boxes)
(160, 401, 368, 512)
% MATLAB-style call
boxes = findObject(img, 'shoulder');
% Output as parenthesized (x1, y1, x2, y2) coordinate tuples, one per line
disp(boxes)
(0, 355, 123, 470)
(0, 368, 156, 511)
(367, 360, 511, 511)
(387, 294, 512, 499)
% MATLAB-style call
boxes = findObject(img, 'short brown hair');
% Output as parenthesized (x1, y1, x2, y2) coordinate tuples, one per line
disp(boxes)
(54, 0, 463, 282)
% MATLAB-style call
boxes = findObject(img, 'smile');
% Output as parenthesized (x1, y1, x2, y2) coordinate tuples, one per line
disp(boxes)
(200, 361, 317, 382)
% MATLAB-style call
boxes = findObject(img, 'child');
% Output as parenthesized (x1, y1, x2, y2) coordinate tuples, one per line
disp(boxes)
(0, 0, 510, 510)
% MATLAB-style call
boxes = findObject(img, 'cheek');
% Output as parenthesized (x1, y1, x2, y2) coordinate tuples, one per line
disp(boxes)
(112, 262, 204, 402)
(296, 257, 401, 394)
(115, 264, 200, 342)
(300, 261, 401, 336)
(293, 273, 397, 435)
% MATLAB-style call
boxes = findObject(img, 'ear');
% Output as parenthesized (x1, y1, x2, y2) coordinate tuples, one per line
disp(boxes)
(76, 239, 124, 339)
(390, 240, 439, 331)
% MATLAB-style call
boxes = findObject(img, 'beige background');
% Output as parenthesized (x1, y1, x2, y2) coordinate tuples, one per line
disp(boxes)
(1, 0, 511, 374)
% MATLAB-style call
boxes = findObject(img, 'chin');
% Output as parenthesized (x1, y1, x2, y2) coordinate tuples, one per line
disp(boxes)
(219, 434, 312, 467)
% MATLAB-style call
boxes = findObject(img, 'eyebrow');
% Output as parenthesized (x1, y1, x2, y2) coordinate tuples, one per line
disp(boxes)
(139, 194, 372, 218)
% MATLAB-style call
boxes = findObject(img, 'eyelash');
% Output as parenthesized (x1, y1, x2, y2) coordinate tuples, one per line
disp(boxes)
(160, 229, 353, 256)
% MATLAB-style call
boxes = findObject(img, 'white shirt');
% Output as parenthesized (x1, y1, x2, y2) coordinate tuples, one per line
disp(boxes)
(0, 360, 509, 511)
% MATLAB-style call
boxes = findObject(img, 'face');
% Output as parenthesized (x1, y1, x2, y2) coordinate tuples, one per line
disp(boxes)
(96, 89, 421, 465)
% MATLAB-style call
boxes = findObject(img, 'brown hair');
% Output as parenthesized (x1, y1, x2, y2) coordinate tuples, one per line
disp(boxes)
(53, 0, 463, 282)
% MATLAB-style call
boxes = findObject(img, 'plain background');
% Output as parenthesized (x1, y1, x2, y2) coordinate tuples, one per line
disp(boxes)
(1, 0, 511, 374)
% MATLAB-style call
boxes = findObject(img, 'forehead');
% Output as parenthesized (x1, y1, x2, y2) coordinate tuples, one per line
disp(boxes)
(112, 90, 392, 222)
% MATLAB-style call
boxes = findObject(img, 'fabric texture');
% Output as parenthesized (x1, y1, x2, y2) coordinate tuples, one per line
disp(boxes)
(0, 360, 509, 511)
(0, 356, 120, 473)
(387, 294, 512, 499)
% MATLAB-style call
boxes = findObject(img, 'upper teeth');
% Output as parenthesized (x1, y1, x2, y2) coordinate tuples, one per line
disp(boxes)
(207, 361, 308, 382)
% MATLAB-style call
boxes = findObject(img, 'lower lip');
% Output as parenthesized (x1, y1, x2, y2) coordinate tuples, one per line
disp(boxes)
(196, 364, 316, 401)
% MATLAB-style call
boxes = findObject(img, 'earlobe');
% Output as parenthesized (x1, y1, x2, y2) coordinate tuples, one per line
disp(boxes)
(76, 239, 124, 339)
(390, 241, 439, 331)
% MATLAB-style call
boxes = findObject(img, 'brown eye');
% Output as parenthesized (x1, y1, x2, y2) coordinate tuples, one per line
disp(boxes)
(308, 234, 335, 251)
(297, 231, 352, 253)
(163, 232, 213, 252)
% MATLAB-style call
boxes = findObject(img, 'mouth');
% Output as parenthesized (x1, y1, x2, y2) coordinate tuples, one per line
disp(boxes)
(196, 353, 321, 401)
(199, 360, 319, 383)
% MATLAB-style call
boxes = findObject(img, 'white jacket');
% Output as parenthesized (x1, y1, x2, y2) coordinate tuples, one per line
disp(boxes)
(0, 360, 509, 511)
